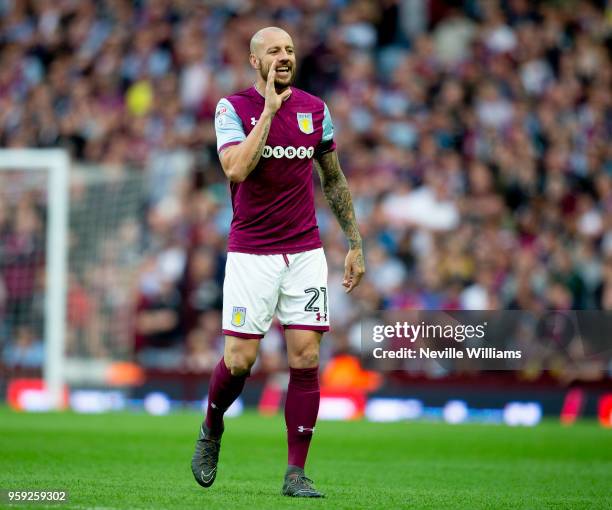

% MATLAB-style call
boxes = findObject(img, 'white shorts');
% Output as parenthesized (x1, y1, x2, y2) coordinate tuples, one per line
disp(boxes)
(222, 248, 329, 339)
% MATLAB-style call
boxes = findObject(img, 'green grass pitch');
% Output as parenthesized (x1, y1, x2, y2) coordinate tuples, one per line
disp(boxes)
(1, 407, 611, 509)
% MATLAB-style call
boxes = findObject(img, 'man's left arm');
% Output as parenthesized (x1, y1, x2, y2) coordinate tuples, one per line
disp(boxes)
(315, 149, 365, 293)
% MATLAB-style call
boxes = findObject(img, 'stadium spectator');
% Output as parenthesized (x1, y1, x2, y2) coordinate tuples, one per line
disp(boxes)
(2, 324, 44, 368)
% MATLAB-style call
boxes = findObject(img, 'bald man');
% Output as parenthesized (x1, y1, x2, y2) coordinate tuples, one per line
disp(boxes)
(191, 27, 365, 498)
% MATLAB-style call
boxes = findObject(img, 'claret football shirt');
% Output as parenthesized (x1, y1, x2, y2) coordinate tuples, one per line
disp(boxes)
(214, 86, 335, 254)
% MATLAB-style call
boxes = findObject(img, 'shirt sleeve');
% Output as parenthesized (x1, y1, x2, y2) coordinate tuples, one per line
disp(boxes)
(214, 98, 246, 153)
(316, 102, 336, 156)
(322, 102, 334, 142)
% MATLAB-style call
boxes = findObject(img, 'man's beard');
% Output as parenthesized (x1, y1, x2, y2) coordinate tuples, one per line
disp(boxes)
(261, 64, 295, 89)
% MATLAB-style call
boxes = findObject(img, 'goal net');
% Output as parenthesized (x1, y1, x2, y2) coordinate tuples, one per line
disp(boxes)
(0, 149, 147, 409)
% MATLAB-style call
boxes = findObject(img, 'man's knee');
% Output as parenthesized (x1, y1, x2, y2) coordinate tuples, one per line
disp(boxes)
(224, 343, 257, 376)
(291, 344, 320, 368)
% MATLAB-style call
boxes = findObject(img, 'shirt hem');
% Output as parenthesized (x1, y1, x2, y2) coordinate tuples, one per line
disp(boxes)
(218, 140, 242, 153)
(227, 241, 323, 255)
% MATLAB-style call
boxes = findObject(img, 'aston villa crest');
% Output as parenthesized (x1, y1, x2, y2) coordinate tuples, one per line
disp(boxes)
(297, 112, 314, 134)
(231, 306, 246, 327)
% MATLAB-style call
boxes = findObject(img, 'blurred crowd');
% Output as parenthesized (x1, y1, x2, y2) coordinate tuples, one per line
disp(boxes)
(1, 0, 611, 374)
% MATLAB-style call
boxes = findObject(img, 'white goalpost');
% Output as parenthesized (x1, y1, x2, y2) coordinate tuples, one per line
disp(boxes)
(0, 149, 69, 410)
(1, 149, 152, 411)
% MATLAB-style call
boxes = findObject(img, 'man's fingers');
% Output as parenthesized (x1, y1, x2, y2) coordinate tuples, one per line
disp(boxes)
(346, 276, 357, 293)
(267, 60, 278, 86)
(345, 263, 365, 293)
(346, 271, 357, 293)
(349, 271, 364, 293)
(280, 88, 292, 101)
(344, 263, 355, 293)
(343, 263, 351, 287)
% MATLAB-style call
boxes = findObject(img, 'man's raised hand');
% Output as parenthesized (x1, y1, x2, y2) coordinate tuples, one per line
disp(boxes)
(264, 60, 292, 114)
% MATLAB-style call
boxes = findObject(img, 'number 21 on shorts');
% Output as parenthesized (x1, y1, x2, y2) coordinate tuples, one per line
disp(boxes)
(304, 287, 327, 322)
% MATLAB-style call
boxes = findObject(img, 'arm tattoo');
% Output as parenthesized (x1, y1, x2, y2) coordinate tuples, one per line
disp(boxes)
(315, 151, 362, 249)
(248, 116, 272, 171)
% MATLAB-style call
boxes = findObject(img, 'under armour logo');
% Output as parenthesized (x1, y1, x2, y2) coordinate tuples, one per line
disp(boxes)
(251, 117, 258, 126)
(297, 426, 315, 433)
(315, 312, 327, 322)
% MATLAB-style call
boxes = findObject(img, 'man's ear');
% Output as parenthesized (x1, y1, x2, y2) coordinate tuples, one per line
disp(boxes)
(249, 54, 260, 70)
